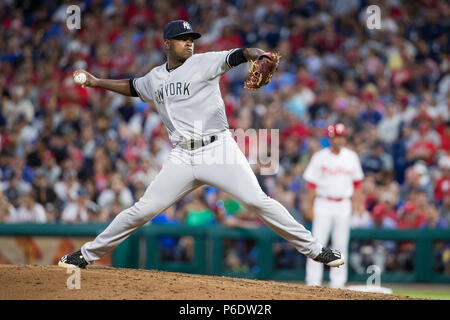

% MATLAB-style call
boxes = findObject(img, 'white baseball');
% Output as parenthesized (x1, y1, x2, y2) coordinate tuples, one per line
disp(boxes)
(74, 73, 87, 85)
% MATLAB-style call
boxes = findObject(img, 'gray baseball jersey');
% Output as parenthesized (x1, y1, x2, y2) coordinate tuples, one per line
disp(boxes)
(133, 49, 239, 143)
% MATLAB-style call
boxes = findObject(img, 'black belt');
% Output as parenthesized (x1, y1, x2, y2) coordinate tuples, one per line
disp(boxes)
(180, 135, 218, 150)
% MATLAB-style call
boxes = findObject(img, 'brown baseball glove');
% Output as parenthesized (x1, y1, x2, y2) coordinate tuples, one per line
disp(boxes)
(244, 52, 281, 90)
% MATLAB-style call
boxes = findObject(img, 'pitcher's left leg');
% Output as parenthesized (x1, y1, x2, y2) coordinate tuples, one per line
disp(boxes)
(194, 136, 322, 259)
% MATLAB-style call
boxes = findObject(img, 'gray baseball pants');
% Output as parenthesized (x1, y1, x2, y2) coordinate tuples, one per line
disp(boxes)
(81, 131, 322, 262)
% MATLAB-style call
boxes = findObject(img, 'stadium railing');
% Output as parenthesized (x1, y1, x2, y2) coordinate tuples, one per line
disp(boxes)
(0, 224, 449, 283)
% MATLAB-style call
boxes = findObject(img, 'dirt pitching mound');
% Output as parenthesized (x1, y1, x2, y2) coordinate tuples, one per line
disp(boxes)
(0, 264, 414, 300)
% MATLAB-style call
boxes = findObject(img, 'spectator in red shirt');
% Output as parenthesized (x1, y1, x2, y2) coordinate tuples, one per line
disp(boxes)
(111, 34, 137, 77)
(296, 66, 317, 90)
(436, 120, 450, 153)
(434, 156, 450, 203)
(58, 72, 89, 109)
(397, 201, 426, 229)
(124, 0, 154, 27)
(280, 113, 309, 144)
(369, 203, 398, 228)
(214, 25, 243, 51)
(407, 123, 438, 165)
(313, 24, 343, 54)
(289, 17, 304, 54)
(88, 42, 113, 78)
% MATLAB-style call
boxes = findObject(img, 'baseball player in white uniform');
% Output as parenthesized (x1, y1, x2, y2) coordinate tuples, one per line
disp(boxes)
(303, 123, 364, 288)
(59, 20, 344, 272)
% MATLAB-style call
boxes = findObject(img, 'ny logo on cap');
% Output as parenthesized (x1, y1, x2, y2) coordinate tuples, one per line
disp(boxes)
(183, 21, 191, 30)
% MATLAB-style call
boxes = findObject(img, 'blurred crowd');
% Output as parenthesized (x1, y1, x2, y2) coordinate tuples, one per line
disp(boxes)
(0, 0, 449, 273)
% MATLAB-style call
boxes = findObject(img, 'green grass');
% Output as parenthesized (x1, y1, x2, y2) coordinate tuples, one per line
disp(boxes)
(393, 289, 450, 300)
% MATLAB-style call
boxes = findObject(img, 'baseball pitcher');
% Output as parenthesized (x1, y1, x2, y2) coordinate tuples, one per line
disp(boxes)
(303, 124, 364, 288)
(59, 20, 344, 272)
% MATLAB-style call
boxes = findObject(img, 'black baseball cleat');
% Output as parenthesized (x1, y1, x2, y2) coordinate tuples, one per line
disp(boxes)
(313, 247, 344, 267)
(58, 250, 88, 269)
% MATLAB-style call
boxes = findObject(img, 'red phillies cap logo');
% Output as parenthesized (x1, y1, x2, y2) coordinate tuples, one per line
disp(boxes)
(328, 123, 346, 138)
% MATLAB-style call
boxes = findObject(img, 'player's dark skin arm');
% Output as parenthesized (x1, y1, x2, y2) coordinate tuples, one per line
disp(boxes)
(72, 70, 133, 96)
(93, 78, 133, 96)
(73, 35, 195, 95)
(74, 47, 266, 94)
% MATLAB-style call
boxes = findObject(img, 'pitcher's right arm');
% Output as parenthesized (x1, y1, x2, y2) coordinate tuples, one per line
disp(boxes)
(73, 70, 136, 97)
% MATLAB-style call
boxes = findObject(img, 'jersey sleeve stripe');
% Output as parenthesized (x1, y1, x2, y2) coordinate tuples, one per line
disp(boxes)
(225, 48, 238, 69)
(306, 182, 317, 190)
(129, 78, 139, 97)
(353, 180, 362, 189)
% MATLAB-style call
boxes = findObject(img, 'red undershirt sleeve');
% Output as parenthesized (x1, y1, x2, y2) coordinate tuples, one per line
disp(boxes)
(307, 181, 317, 190)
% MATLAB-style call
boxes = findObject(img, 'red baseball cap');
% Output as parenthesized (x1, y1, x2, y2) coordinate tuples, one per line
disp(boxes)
(371, 203, 387, 219)
(327, 123, 346, 138)
(403, 202, 417, 212)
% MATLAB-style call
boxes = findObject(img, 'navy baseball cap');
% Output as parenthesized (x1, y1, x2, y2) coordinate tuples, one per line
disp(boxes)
(163, 20, 201, 40)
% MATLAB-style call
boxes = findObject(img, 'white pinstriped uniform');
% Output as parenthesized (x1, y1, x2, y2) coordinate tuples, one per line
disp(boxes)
(303, 147, 364, 288)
